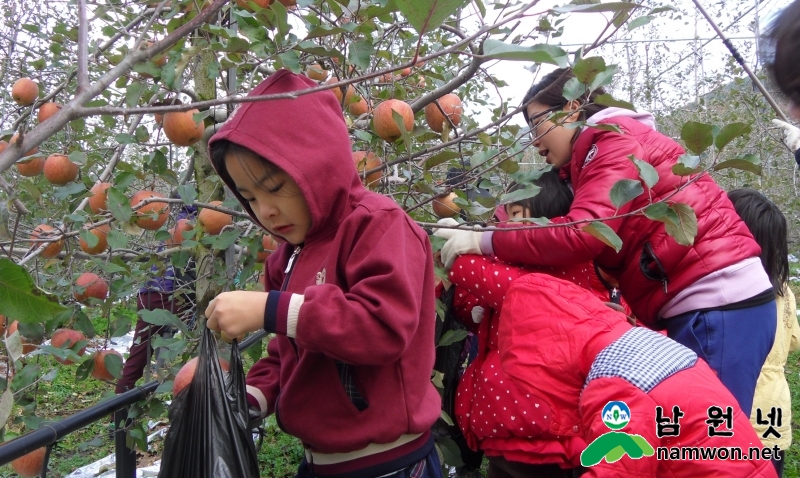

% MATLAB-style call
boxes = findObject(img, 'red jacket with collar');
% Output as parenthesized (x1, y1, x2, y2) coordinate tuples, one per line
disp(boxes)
(491, 116, 760, 324)
(499, 274, 776, 477)
(208, 70, 440, 454)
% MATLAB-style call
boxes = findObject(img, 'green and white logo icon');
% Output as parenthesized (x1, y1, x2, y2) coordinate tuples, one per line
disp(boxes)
(581, 400, 655, 467)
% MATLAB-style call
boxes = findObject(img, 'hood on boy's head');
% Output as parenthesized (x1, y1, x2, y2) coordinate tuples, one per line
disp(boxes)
(208, 69, 362, 241)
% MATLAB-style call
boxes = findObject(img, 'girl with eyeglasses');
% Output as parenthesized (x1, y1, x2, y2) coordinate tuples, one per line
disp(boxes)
(437, 67, 776, 417)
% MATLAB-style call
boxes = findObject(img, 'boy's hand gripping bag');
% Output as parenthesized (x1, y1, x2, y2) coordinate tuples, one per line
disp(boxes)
(157, 327, 260, 478)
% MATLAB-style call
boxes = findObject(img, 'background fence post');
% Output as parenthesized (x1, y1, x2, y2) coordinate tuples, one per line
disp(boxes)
(115, 408, 136, 478)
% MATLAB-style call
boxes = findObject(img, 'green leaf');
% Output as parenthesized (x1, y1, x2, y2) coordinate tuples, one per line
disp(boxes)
(643, 202, 670, 220)
(424, 151, 460, 170)
(562, 77, 585, 101)
(53, 182, 86, 200)
(680, 121, 714, 155)
(140, 309, 189, 336)
(482, 40, 569, 67)
(609, 179, 643, 209)
(586, 122, 622, 133)
(499, 185, 541, 204)
(663, 203, 697, 246)
(115, 133, 137, 145)
(0, 258, 66, 324)
(627, 15, 653, 31)
(582, 222, 623, 252)
(304, 25, 348, 39)
(553, 2, 640, 13)
(11, 364, 40, 392)
(395, 0, 467, 35)
(125, 82, 144, 108)
(348, 39, 375, 72)
(270, 1, 290, 38)
(79, 228, 99, 248)
(106, 187, 132, 223)
(0, 389, 14, 429)
(200, 228, 242, 250)
(572, 56, 606, 85)
(104, 352, 123, 379)
(713, 154, 761, 175)
(246, 339, 263, 363)
(629, 156, 658, 188)
(107, 229, 128, 249)
(594, 94, 635, 111)
(671, 154, 703, 176)
(391, 109, 414, 150)
(438, 329, 468, 347)
(437, 436, 465, 467)
(714, 122, 752, 151)
(440, 410, 455, 426)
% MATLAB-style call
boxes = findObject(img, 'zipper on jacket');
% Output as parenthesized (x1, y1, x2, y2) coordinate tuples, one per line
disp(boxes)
(284, 246, 301, 277)
(281, 245, 302, 359)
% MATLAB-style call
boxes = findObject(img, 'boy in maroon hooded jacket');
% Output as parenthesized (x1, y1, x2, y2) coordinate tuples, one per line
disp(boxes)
(205, 70, 442, 478)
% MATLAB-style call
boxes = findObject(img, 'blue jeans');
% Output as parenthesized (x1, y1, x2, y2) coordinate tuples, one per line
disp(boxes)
(664, 299, 776, 415)
(295, 444, 442, 478)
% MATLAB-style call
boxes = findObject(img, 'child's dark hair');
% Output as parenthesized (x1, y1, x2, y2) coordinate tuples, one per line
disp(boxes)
(521, 68, 610, 126)
(209, 139, 283, 194)
(727, 188, 789, 296)
(507, 169, 573, 219)
(764, 0, 800, 106)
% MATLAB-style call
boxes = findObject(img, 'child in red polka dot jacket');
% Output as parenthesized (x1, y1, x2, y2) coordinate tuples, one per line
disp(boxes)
(436, 170, 625, 478)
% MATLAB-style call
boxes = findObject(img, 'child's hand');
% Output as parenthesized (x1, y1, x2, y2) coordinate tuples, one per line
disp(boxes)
(206, 291, 268, 337)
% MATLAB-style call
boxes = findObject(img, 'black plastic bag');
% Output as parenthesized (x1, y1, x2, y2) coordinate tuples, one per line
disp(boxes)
(158, 327, 260, 478)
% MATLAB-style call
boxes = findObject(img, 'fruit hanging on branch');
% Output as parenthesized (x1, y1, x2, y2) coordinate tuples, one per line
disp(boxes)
(130, 190, 170, 230)
(88, 182, 112, 214)
(91, 349, 124, 381)
(50, 328, 88, 365)
(432, 192, 461, 218)
(424, 94, 463, 133)
(37, 102, 62, 123)
(352, 151, 383, 189)
(373, 99, 414, 143)
(79, 223, 110, 255)
(167, 218, 194, 245)
(73, 272, 109, 304)
(162, 109, 205, 146)
(306, 63, 328, 81)
(30, 224, 64, 259)
(11, 78, 39, 106)
(43, 154, 79, 185)
(198, 201, 232, 235)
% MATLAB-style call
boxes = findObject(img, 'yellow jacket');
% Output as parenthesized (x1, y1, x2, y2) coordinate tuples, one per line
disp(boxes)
(749, 286, 799, 451)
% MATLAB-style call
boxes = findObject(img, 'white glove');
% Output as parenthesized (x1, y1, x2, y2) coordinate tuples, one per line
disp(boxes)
(433, 218, 484, 269)
(772, 119, 800, 150)
(471, 305, 485, 324)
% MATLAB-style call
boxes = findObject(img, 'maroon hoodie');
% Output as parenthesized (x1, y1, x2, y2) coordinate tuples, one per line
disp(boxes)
(208, 70, 440, 471)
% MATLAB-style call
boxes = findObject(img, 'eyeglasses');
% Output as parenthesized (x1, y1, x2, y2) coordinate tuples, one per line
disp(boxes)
(527, 106, 561, 141)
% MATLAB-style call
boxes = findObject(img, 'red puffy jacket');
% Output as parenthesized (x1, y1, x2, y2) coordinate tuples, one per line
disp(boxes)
(491, 116, 760, 324)
(499, 274, 776, 477)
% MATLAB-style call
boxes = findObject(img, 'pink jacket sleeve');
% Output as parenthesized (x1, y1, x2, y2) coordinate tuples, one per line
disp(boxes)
(492, 131, 646, 267)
